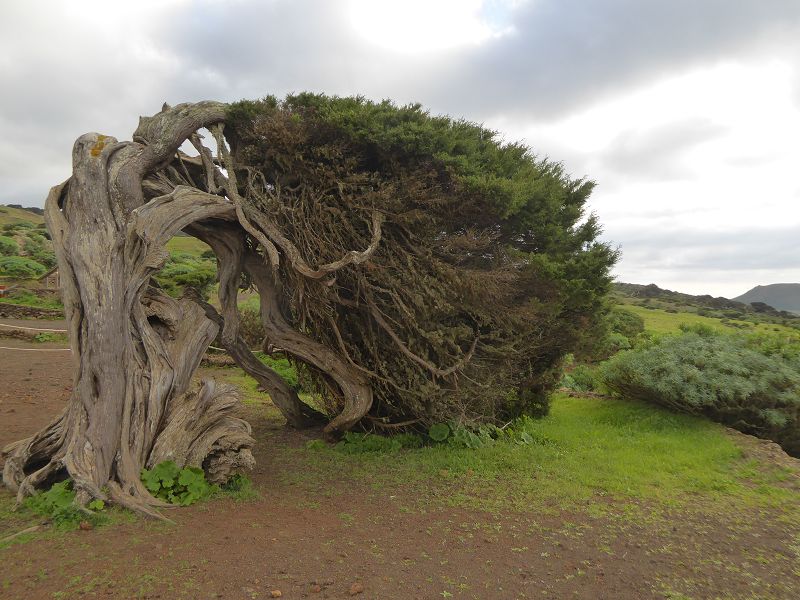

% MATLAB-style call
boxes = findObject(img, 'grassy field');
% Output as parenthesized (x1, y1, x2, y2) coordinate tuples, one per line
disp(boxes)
(622, 303, 800, 337)
(165, 235, 211, 256)
(0, 206, 44, 227)
(275, 393, 799, 518)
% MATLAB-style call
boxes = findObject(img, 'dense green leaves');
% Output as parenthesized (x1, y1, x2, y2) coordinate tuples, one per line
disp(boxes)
(141, 461, 216, 506)
(23, 480, 107, 529)
(153, 251, 217, 299)
(227, 94, 616, 427)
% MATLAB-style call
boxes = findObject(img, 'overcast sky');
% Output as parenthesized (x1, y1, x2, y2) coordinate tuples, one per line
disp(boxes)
(1, 0, 798, 298)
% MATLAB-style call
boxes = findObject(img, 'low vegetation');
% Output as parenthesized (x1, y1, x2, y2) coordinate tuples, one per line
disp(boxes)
(603, 326, 800, 456)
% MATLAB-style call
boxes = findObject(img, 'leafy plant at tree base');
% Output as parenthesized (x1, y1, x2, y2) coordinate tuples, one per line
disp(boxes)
(428, 423, 450, 442)
(602, 331, 800, 456)
(23, 480, 107, 529)
(140, 461, 217, 506)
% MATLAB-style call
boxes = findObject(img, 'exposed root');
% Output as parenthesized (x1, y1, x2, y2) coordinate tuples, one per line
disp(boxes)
(148, 379, 255, 483)
(106, 481, 175, 523)
(0, 525, 43, 545)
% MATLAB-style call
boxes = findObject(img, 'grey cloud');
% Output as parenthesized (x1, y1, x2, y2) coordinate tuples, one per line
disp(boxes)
(155, 0, 440, 106)
(599, 118, 727, 181)
(427, 0, 800, 121)
(607, 225, 800, 272)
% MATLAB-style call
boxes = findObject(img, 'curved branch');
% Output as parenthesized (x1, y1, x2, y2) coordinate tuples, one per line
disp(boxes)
(244, 253, 374, 436)
(212, 125, 385, 278)
(366, 296, 479, 378)
(186, 222, 327, 428)
(131, 185, 236, 249)
(133, 101, 227, 175)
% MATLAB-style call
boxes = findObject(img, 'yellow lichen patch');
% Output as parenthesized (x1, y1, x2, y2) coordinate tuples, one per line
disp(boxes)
(90, 134, 108, 157)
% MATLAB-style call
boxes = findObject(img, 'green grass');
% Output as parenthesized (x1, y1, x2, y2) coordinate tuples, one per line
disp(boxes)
(236, 292, 261, 313)
(623, 304, 800, 338)
(0, 288, 63, 310)
(0, 206, 44, 227)
(165, 235, 210, 256)
(289, 394, 799, 518)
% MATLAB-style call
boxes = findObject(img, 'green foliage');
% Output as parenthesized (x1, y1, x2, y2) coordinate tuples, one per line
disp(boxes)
(1, 220, 35, 233)
(602, 331, 800, 456)
(226, 94, 616, 428)
(575, 305, 644, 361)
(334, 431, 424, 454)
(298, 394, 797, 514)
(561, 364, 601, 392)
(0, 288, 63, 309)
(0, 256, 47, 278)
(254, 352, 301, 390)
(0, 235, 18, 256)
(140, 461, 216, 506)
(33, 332, 65, 343)
(153, 252, 217, 299)
(220, 473, 259, 501)
(326, 417, 544, 455)
(428, 423, 450, 442)
(23, 480, 106, 530)
(238, 305, 266, 348)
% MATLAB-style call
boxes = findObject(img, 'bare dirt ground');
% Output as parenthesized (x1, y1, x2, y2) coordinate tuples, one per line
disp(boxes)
(1, 321, 799, 600)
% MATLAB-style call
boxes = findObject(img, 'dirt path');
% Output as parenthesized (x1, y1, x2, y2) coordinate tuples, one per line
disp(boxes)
(0, 318, 67, 331)
(1, 342, 799, 599)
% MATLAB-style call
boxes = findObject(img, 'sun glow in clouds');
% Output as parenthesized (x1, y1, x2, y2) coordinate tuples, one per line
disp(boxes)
(348, 0, 512, 54)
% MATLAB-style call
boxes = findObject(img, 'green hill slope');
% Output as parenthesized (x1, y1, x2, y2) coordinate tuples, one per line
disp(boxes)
(0, 205, 44, 227)
(734, 283, 800, 314)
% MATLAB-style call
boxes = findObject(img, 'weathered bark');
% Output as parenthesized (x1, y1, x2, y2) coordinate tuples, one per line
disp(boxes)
(2, 101, 382, 516)
(186, 222, 327, 428)
(1, 103, 253, 517)
(243, 254, 373, 437)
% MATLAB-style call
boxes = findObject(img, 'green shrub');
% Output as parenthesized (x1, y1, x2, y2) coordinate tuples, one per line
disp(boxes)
(561, 364, 601, 392)
(2, 221, 35, 233)
(602, 332, 800, 456)
(0, 235, 18, 256)
(0, 256, 47, 278)
(0, 287, 63, 309)
(609, 306, 645, 340)
(153, 252, 217, 299)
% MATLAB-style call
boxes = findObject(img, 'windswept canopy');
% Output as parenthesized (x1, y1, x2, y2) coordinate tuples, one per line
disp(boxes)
(222, 94, 616, 426)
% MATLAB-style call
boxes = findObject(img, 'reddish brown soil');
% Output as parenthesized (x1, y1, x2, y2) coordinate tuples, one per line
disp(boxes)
(1, 324, 799, 600)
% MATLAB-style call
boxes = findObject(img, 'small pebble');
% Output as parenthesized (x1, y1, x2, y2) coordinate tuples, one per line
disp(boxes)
(349, 582, 364, 595)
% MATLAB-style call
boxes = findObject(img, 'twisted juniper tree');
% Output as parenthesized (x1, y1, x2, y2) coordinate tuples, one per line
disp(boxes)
(2, 95, 615, 516)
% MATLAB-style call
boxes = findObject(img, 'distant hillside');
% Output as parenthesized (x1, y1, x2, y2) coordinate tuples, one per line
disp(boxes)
(0, 205, 45, 226)
(613, 282, 800, 328)
(734, 284, 800, 314)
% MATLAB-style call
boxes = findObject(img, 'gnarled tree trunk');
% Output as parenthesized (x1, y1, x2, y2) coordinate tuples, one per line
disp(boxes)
(1, 101, 381, 516)
(2, 104, 257, 517)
